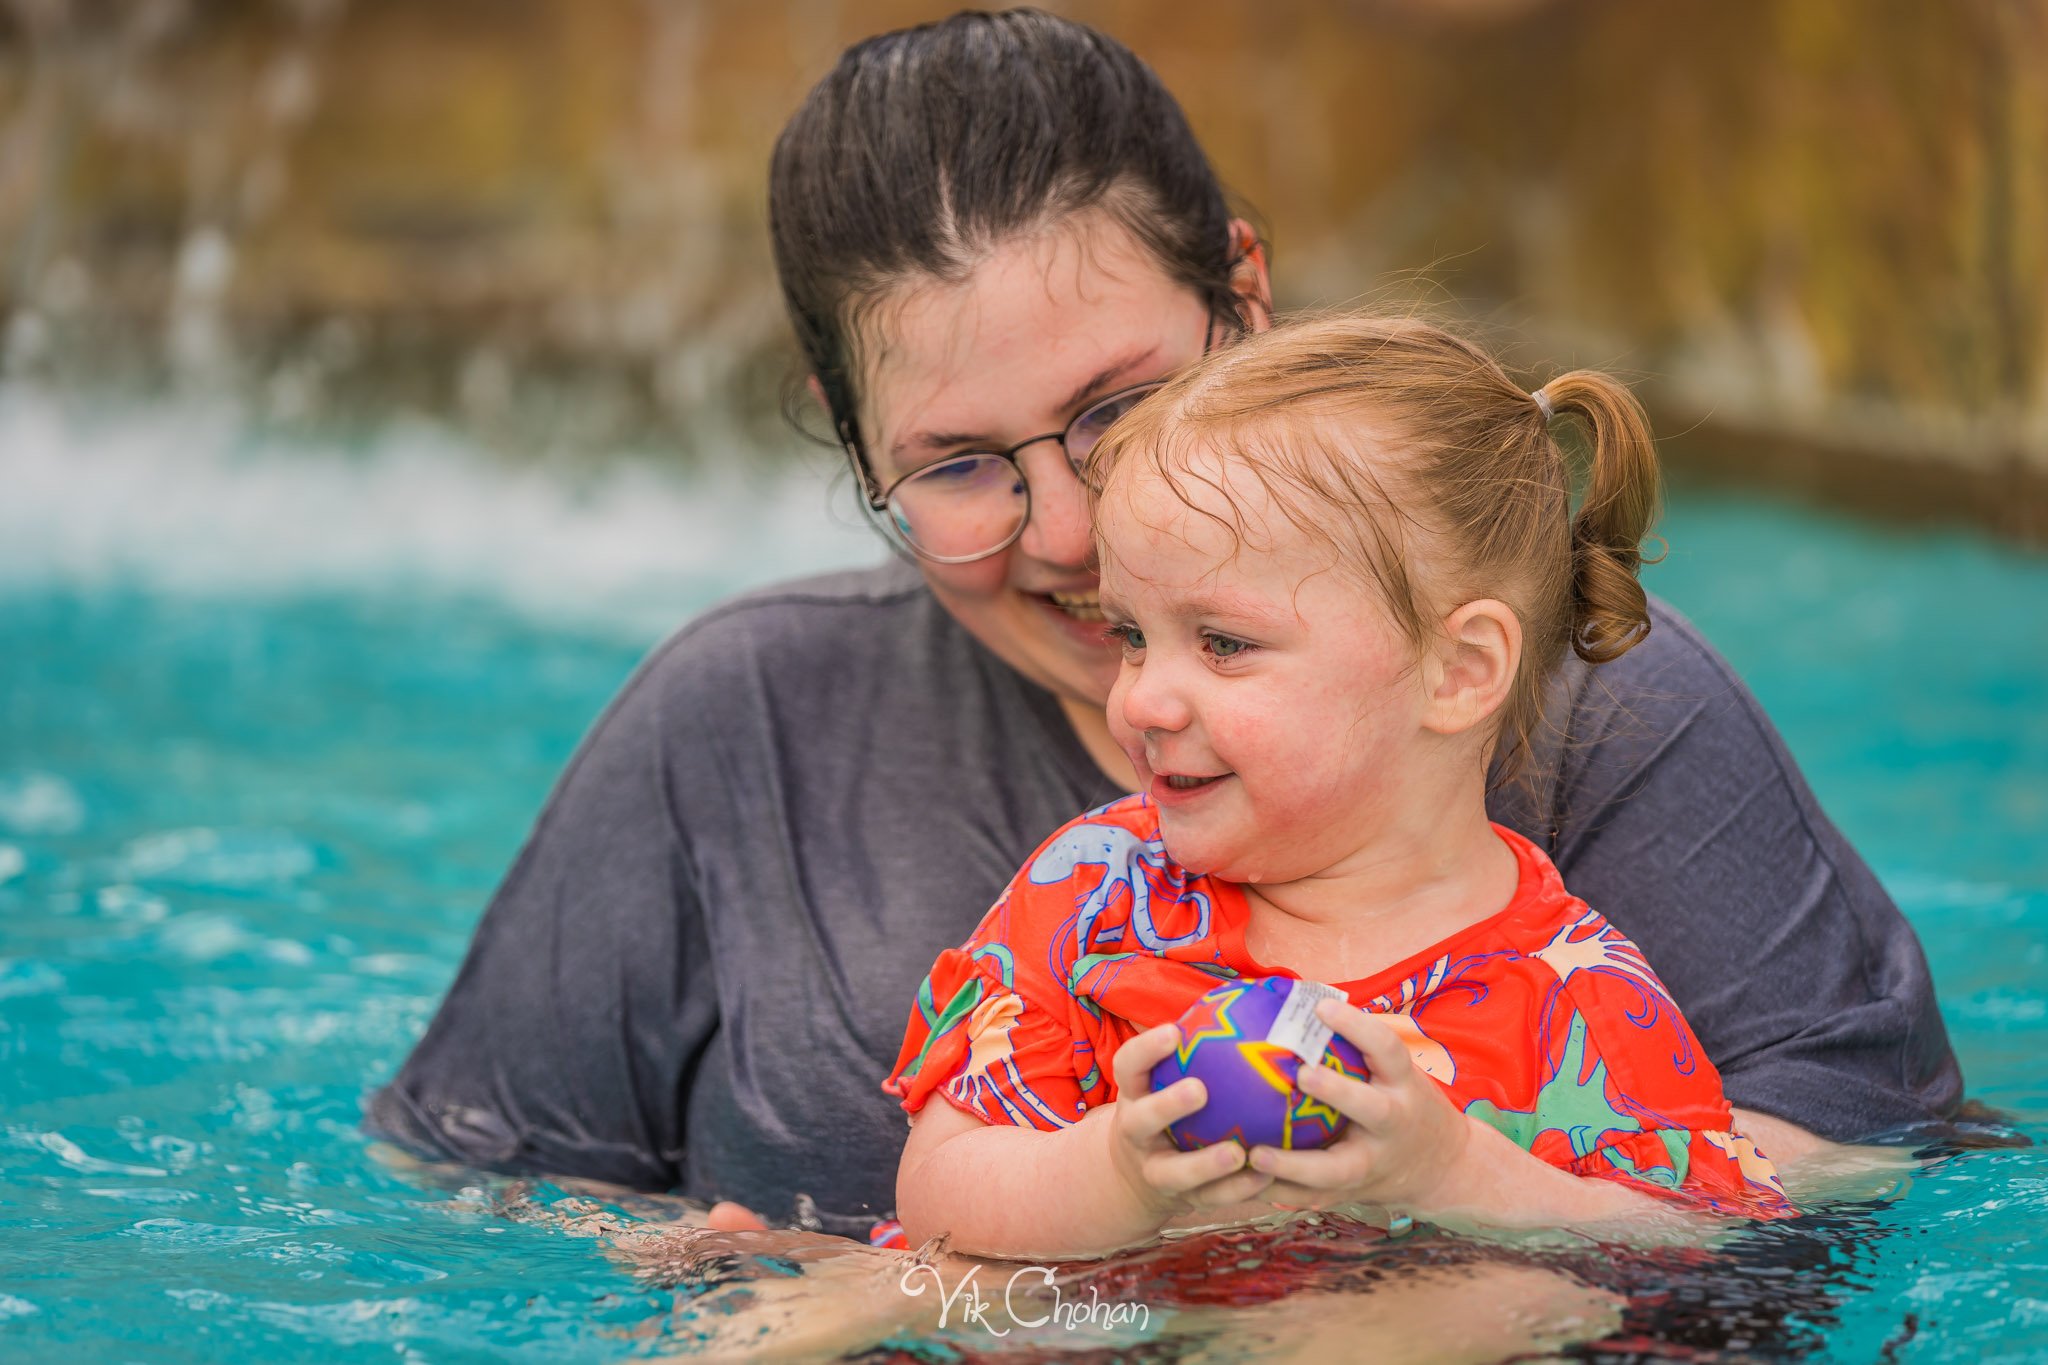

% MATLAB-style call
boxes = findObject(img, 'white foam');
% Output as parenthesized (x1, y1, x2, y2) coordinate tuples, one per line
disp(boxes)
(0, 772, 85, 836)
(0, 385, 884, 637)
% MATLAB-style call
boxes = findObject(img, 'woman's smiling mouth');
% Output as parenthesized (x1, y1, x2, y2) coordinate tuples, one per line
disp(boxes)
(1044, 589, 1104, 622)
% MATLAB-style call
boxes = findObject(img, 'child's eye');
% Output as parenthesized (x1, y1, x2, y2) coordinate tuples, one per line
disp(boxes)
(1203, 632, 1256, 659)
(1104, 623, 1146, 652)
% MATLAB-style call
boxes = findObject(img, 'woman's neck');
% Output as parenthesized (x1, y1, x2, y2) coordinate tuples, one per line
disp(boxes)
(1240, 787, 1518, 985)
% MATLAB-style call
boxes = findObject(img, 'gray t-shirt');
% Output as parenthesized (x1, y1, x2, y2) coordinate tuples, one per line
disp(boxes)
(366, 560, 1961, 1227)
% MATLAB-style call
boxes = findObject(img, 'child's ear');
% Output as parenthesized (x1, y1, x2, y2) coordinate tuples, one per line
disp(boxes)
(1420, 599, 1522, 737)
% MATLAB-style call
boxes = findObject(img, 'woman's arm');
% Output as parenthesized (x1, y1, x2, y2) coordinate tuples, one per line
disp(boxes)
(365, 635, 713, 1187)
(896, 1023, 1275, 1260)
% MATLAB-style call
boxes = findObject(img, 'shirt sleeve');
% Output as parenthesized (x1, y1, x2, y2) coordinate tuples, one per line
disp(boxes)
(884, 943, 1096, 1131)
(1569, 1126, 1793, 1218)
(1493, 596, 1962, 1141)
(363, 637, 714, 1189)
(1515, 955, 1793, 1218)
(884, 818, 1127, 1132)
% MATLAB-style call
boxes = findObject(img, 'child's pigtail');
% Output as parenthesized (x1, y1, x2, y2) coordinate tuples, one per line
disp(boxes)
(1538, 372, 1663, 664)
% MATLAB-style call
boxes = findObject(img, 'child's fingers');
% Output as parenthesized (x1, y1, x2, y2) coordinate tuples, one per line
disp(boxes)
(1297, 1057, 1389, 1126)
(1258, 1178, 1340, 1210)
(1116, 1074, 1207, 1147)
(1246, 1138, 1365, 1191)
(1316, 1000, 1413, 1079)
(1142, 1139, 1252, 1197)
(1110, 1023, 1184, 1099)
(1181, 1164, 1276, 1212)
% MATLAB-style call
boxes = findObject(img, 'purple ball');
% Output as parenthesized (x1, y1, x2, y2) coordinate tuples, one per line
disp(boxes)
(1149, 976, 1369, 1152)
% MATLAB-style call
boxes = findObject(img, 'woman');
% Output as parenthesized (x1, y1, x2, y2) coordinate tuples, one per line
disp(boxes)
(367, 9, 1959, 1238)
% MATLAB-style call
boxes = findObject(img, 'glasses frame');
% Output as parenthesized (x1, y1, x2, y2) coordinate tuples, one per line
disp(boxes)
(838, 310, 1243, 565)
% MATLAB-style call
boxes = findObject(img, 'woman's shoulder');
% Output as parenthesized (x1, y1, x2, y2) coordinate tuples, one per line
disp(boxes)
(669, 558, 934, 650)
(628, 559, 954, 698)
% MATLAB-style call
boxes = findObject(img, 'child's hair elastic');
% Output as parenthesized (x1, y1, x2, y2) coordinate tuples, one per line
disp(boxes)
(1531, 386, 1556, 423)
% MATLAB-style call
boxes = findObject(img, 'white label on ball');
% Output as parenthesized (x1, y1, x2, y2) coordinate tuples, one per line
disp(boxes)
(1269, 979, 1347, 1063)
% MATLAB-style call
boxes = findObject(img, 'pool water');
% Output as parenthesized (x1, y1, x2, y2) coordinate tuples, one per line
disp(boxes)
(2, 395, 2044, 1361)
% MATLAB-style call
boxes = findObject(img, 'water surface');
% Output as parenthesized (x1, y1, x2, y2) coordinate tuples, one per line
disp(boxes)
(2, 395, 2042, 1360)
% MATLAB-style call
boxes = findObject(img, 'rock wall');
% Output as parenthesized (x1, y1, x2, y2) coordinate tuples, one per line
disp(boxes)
(1, 0, 2042, 535)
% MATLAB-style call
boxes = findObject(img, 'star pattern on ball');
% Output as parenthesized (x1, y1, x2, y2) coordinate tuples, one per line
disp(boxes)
(1170, 987, 1242, 1068)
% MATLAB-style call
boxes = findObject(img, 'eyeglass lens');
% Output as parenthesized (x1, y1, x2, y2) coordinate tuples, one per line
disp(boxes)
(884, 383, 1162, 562)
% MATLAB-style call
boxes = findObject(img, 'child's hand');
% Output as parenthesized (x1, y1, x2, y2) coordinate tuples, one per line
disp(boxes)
(1105, 1022, 1276, 1222)
(1246, 1000, 1475, 1215)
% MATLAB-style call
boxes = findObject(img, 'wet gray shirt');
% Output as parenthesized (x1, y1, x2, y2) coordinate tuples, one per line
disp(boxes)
(366, 560, 1961, 1227)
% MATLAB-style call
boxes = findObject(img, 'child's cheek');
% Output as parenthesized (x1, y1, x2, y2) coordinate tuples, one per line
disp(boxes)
(1106, 664, 1146, 757)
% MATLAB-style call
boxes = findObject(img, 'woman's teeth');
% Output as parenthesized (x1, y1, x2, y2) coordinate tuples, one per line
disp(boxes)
(1048, 591, 1103, 622)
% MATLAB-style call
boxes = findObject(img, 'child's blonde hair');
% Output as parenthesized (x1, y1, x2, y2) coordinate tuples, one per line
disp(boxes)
(1085, 313, 1662, 782)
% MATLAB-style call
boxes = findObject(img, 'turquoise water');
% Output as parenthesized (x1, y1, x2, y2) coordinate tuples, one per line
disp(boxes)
(2, 398, 2044, 1360)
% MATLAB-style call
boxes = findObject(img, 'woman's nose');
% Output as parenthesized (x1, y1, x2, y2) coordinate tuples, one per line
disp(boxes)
(1014, 444, 1094, 568)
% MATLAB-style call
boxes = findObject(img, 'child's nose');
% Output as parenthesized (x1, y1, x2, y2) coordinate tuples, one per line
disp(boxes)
(1119, 658, 1193, 736)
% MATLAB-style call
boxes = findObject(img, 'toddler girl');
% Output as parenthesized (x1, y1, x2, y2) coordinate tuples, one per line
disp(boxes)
(884, 315, 1790, 1260)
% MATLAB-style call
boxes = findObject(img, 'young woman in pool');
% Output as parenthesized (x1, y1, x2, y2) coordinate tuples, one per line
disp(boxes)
(368, 9, 1959, 1235)
(886, 315, 1791, 1259)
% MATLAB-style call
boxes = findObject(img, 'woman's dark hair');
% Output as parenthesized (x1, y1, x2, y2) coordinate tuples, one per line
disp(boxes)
(768, 8, 1247, 492)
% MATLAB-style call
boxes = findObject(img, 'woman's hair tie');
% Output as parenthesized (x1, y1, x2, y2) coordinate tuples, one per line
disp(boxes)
(1531, 386, 1556, 423)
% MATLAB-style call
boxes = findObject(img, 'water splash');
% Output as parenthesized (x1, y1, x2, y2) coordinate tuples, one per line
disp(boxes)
(0, 386, 880, 638)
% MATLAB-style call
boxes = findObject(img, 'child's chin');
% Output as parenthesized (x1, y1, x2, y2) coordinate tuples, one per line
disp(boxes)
(1154, 816, 1245, 879)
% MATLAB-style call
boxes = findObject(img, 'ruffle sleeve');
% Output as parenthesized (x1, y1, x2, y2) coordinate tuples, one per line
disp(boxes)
(883, 944, 1100, 1131)
(1569, 1125, 1794, 1218)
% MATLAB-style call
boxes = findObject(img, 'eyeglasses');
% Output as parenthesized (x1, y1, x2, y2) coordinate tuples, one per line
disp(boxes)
(847, 313, 1240, 564)
(861, 381, 1164, 564)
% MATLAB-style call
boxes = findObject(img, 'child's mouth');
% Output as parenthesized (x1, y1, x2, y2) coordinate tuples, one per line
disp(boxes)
(1152, 771, 1230, 805)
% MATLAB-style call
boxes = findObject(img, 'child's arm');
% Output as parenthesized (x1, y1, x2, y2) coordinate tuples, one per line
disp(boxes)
(1246, 1002, 1758, 1234)
(896, 1023, 1276, 1260)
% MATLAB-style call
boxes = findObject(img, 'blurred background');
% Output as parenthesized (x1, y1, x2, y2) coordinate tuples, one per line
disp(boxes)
(2, 0, 2045, 534)
(2, 4, 2045, 1362)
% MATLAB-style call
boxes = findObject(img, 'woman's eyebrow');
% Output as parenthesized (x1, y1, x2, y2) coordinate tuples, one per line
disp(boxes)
(892, 427, 994, 460)
(889, 345, 1165, 461)
(1056, 345, 1161, 413)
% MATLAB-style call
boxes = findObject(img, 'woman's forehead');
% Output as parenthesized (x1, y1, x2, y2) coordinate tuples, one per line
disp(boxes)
(858, 215, 1207, 474)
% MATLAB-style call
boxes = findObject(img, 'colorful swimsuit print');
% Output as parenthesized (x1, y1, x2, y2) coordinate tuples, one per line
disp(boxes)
(885, 795, 1791, 1218)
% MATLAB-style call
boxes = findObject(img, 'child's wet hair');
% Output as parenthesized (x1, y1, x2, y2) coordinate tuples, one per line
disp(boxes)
(1084, 312, 1662, 783)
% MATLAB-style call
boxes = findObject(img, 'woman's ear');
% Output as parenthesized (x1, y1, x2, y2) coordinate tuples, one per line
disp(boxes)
(806, 375, 831, 416)
(1420, 599, 1522, 737)
(1227, 218, 1274, 334)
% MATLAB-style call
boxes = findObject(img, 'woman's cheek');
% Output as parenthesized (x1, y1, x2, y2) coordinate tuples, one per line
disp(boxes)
(919, 554, 1013, 602)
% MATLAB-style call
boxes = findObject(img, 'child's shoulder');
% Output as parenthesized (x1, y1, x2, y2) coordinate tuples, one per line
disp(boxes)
(1489, 836, 1731, 1127)
(1020, 793, 1162, 872)
(1491, 828, 1686, 1027)
(1004, 795, 1230, 962)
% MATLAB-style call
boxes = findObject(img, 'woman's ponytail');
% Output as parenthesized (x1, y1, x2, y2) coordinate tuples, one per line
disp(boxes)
(1539, 371, 1663, 664)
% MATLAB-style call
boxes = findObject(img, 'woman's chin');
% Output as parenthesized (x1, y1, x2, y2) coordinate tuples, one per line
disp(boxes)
(919, 579, 1119, 703)
(1010, 601, 1121, 701)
